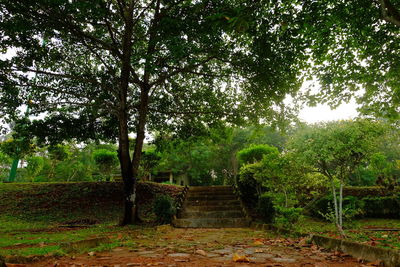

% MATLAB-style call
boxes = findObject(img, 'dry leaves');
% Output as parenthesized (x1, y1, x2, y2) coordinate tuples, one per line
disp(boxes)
(195, 249, 207, 256)
(253, 240, 264, 246)
(232, 253, 250, 262)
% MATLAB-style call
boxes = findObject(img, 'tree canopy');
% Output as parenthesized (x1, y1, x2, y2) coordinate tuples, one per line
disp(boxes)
(288, 119, 386, 234)
(1, 0, 400, 224)
(301, 0, 400, 120)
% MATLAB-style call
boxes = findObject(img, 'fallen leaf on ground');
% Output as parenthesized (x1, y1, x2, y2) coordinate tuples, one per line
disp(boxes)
(195, 249, 207, 256)
(253, 240, 263, 246)
(233, 253, 250, 262)
(255, 249, 264, 253)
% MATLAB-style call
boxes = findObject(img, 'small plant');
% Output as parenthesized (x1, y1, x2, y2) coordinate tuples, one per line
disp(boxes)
(318, 201, 363, 228)
(274, 206, 302, 229)
(153, 194, 176, 224)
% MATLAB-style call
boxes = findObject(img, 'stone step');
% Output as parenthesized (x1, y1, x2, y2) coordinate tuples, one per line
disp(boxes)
(186, 194, 237, 201)
(182, 204, 242, 212)
(174, 186, 248, 229)
(180, 210, 244, 218)
(173, 217, 250, 228)
(188, 186, 233, 193)
(184, 199, 240, 206)
(187, 190, 235, 195)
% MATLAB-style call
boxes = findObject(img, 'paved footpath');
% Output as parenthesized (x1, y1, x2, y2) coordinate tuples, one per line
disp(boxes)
(32, 228, 371, 267)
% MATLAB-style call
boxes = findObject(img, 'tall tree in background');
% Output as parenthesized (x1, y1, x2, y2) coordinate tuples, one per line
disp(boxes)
(0, 1, 309, 224)
(288, 120, 385, 236)
(302, 0, 400, 120)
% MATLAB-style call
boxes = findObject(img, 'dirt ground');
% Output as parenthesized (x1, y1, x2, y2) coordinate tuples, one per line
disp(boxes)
(17, 227, 378, 267)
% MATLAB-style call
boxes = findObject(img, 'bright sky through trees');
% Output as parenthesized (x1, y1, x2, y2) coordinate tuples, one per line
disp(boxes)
(299, 101, 359, 123)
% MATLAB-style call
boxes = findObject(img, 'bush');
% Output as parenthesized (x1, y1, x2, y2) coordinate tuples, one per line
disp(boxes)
(153, 194, 176, 224)
(257, 193, 275, 223)
(363, 196, 400, 218)
(237, 144, 279, 165)
(92, 149, 118, 181)
(274, 206, 302, 228)
(310, 195, 364, 219)
(238, 164, 260, 207)
(343, 186, 398, 197)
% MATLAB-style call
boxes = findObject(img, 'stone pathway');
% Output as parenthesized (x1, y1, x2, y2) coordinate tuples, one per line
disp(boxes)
(28, 228, 371, 267)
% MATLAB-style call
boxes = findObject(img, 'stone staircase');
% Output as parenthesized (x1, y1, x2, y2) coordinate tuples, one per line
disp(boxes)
(173, 186, 250, 228)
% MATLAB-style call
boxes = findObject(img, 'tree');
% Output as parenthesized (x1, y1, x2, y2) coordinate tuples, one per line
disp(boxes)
(25, 156, 44, 182)
(139, 149, 161, 181)
(0, 151, 11, 180)
(288, 119, 385, 236)
(93, 149, 119, 181)
(300, 0, 400, 120)
(0, 0, 321, 224)
(155, 136, 215, 185)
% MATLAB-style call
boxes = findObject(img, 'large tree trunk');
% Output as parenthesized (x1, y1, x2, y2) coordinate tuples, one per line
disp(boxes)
(119, 111, 134, 225)
(118, 1, 135, 225)
(128, 84, 151, 223)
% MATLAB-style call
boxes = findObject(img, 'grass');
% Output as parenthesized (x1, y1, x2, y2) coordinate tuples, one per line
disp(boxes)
(292, 216, 400, 250)
(0, 181, 182, 259)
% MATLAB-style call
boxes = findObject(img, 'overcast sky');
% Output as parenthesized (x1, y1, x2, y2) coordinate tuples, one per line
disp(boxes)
(299, 100, 359, 123)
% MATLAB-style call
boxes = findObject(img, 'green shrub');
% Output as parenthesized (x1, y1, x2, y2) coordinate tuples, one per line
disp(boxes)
(343, 186, 398, 197)
(92, 149, 118, 181)
(310, 195, 364, 219)
(274, 206, 302, 229)
(153, 194, 176, 224)
(237, 144, 279, 165)
(238, 164, 260, 207)
(363, 196, 400, 218)
(257, 193, 275, 223)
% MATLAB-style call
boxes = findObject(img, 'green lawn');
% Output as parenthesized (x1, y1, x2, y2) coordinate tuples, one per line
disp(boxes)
(0, 182, 182, 259)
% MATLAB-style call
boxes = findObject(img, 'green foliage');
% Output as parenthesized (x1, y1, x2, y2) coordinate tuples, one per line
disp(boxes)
(363, 196, 400, 219)
(155, 136, 218, 186)
(237, 144, 279, 165)
(139, 149, 161, 180)
(369, 152, 399, 188)
(0, 151, 11, 180)
(238, 144, 311, 209)
(238, 162, 263, 198)
(300, 1, 400, 120)
(289, 120, 386, 182)
(92, 149, 118, 181)
(48, 145, 70, 162)
(289, 119, 387, 230)
(311, 195, 365, 224)
(0, 138, 35, 159)
(153, 194, 176, 224)
(343, 186, 399, 197)
(274, 206, 303, 229)
(26, 156, 44, 181)
(257, 193, 275, 223)
(348, 167, 377, 186)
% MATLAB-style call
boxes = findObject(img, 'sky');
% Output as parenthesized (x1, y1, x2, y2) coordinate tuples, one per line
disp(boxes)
(298, 100, 359, 123)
